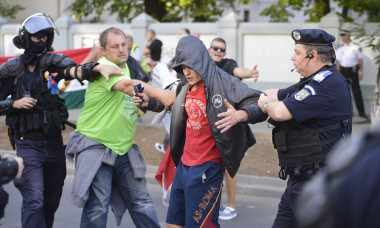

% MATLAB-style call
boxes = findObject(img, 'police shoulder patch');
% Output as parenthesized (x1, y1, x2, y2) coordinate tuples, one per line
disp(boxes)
(294, 85, 316, 101)
(313, 71, 332, 83)
(294, 88, 311, 101)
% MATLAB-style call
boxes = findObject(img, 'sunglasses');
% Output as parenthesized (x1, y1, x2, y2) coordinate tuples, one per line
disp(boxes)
(211, 46, 226, 53)
(340, 33, 347, 36)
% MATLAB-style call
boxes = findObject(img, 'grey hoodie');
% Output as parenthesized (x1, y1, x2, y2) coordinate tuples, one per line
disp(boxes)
(170, 35, 267, 177)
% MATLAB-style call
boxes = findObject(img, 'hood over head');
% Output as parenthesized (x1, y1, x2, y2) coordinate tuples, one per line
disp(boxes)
(172, 35, 216, 85)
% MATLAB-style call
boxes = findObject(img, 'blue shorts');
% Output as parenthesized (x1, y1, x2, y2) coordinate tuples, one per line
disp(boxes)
(166, 161, 223, 227)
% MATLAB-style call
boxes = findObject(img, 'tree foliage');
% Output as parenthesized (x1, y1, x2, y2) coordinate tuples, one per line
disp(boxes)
(259, 0, 330, 22)
(67, 0, 238, 23)
(336, 0, 380, 22)
(0, 2, 24, 19)
(260, 0, 380, 23)
(352, 24, 380, 65)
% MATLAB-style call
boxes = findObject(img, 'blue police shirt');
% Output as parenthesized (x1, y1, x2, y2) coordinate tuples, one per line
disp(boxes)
(278, 67, 351, 153)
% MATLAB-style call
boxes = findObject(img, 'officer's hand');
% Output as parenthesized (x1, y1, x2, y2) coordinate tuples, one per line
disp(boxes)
(133, 93, 149, 107)
(258, 93, 268, 112)
(93, 64, 124, 82)
(251, 65, 259, 82)
(216, 99, 249, 133)
(13, 97, 37, 110)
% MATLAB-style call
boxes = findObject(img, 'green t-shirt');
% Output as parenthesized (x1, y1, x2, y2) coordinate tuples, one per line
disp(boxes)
(76, 57, 137, 155)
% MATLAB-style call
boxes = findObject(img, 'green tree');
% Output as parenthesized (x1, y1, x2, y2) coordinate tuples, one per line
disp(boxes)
(260, 0, 380, 23)
(259, 0, 330, 22)
(67, 0, 240, 23)
(0, 2, 24, 19)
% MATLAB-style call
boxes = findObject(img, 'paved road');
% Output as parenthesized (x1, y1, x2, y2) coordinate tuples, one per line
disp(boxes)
(0, 110, 371, 227)
(2, 174, 280, 228)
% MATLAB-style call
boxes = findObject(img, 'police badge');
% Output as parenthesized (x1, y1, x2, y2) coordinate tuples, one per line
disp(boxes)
(293, 30, 301, 41)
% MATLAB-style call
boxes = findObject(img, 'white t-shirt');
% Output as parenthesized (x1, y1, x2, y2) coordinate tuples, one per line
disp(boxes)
(336, 42, 363, 67)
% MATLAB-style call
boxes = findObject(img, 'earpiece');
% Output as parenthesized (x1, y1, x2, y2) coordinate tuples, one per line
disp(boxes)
(290, 52, 314, 72)
(306, 53, 314, 59)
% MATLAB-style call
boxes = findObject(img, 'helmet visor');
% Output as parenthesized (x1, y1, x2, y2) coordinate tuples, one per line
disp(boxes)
(21, 13, 59, 35)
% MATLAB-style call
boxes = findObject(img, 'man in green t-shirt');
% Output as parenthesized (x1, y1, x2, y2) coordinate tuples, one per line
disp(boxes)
(66, 27, 174, 227)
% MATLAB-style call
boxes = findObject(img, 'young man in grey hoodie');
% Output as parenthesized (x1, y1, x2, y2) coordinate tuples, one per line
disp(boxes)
(164, 35, 267, 228)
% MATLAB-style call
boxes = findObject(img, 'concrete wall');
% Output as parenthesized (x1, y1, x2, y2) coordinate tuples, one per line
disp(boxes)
(0, 12, 378, 115)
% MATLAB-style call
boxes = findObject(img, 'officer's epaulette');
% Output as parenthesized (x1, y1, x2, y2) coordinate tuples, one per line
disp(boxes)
(312, 70, 332, 83)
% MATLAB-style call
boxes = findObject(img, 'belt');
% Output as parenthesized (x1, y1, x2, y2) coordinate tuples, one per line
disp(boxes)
(16, 130, 59, 140)
(288, 169, 318, 182)
(341, 66, 358, 72)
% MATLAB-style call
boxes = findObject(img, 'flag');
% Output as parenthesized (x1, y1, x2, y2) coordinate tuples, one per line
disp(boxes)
(0, 47, 93, 65)
(155, 144, 176, 207)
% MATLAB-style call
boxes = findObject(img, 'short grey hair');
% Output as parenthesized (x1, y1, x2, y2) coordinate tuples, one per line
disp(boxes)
(99, 27, 127, 48)
(303, 45, 335, 63)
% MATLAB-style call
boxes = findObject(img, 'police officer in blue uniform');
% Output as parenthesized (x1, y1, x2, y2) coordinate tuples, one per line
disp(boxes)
(255, 29, 352, 227)
(0, 13, 122, 228)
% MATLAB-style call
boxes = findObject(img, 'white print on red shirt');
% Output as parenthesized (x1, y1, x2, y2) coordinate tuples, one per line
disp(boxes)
(185, 97, 207, 130)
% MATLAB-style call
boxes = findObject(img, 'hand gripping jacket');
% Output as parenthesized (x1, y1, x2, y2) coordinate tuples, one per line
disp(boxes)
(0, 53, 76, 139)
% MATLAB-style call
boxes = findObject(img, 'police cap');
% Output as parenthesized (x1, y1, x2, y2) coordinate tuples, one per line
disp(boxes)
(291, 29, 335, 46)
(339, 29, 350, 36)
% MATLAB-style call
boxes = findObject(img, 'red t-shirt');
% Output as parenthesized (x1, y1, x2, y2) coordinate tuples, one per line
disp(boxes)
(181, 84, 222, 166)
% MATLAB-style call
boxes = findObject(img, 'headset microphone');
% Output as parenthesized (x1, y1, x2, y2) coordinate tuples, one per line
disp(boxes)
(290, 53, 313, 72)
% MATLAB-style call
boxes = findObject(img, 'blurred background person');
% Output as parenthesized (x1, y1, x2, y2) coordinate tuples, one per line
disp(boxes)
(126, 35, 151, 74)
(144, 29, 162, 70)
(336, 29, 369, 121)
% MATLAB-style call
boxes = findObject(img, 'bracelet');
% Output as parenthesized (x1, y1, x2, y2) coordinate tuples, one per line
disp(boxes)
(263, 101, 270, 113)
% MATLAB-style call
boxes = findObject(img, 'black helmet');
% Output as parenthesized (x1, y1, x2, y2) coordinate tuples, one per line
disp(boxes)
(13, 13, 58, 51)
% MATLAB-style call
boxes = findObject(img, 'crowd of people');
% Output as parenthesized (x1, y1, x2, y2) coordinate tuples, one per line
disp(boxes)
(0, 12, 377, 228)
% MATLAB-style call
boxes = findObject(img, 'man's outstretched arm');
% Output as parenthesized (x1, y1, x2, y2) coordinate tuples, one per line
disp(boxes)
(112, 79, 176, 108)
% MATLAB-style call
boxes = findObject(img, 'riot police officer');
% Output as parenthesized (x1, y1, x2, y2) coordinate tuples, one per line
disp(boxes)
(0, 13, 122, 228)
(256, 29, 352, 227)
